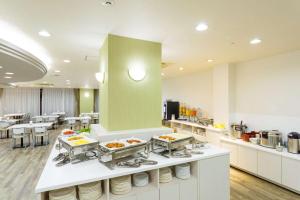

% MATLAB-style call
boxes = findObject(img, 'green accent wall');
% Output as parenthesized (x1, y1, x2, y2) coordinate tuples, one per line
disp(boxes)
(79, 89, 94, 114)
(99, 34, 162, 131)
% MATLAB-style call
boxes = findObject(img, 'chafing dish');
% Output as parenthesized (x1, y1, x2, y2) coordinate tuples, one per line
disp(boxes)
(151, 133, 195, 158)
(98, 138, 150, 169)
(58, 135, 99, 162)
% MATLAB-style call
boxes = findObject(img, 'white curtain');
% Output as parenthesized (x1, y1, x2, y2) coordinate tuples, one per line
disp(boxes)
(42, 88, 78, 117)
(0, 88, 40, 117)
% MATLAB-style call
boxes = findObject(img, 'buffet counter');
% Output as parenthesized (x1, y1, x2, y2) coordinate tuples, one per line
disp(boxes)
(35, 128, 230, 200)
(220, 137, 300, 194)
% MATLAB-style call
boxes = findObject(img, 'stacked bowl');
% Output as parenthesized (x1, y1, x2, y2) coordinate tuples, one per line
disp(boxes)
(133, 172, 149, 187)
(175, 163, 191, 180)
(111, 175, 132, 195)
(78, 181, 102, 200)
(49, 187, 77, 200)
(159, 167, 173, 183)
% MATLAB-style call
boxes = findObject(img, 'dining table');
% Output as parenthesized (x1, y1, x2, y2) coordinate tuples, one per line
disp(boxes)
(8, 122, 53, 147)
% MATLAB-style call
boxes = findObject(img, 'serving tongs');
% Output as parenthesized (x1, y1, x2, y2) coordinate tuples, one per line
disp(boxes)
(116, 157, 158, 168)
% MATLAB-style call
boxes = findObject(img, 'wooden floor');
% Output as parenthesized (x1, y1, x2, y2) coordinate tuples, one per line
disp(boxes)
(0, 127, 299, 200)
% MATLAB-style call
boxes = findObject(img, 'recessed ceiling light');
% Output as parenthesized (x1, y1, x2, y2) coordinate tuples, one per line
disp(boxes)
(66, 80, 70, 82)
(4, 76, 11, 79)
(207, 59, 214, 62)
(161, 72, 165, 76)
(38, 30, 51, 37)
(63, 59, 71, 63)
(179, 67, 184, 71)
(43, 81, 48, 84)
(5, 72, 14, 75)
(10, 83, 16, 86)
(54, 70, 61, 73)
(196, 23, 208, 32)
(250, 38, 262, 44)
(102, 0, 114, 7)
(0, 66, 3, 69)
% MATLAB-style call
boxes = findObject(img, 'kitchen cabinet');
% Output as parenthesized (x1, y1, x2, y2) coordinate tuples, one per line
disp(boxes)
(282, 157, 300, 192)
(179, 178, 197, 200)
(257, 151, 281, 184)
(159, 182, 180, 200)
(221, 141, 238, 166)
(237, 146, 257, 174)
(198, 155, 230, 200)
(137, 190, 159, 200)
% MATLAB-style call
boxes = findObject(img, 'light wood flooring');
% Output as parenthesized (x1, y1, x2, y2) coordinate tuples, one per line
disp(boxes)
(0, 127, 299, 200)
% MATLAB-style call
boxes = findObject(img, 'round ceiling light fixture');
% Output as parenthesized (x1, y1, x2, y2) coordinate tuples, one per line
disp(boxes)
(128, 63, 146, 81)
(196, 23, 208, 32)
(38, 30, 51, 37)
(250, 38, 262, 45)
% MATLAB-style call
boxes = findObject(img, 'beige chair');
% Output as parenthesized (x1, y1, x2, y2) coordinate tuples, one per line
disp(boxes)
(34, 116, 43, 123)
(80, 118, 90, 129)
(47, 116, 58, 129)
(67, 119, 76, 130)
(0, 121, 10, 138)
(33, 126, 49, 146)
(11, 127, 30, 148)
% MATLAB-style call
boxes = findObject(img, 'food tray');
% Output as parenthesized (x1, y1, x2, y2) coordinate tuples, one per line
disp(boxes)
(152, 133, 193, 143)
(99, 137, 147, 152)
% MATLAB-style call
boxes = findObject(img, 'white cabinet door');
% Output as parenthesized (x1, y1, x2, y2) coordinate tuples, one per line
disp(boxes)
(237, 146, 257, 174)
(137, 189, 159, 200)
(160, 183, 180, 200)
(206, 130, 221, 146)
(257, 151, 281, 184)
(179, 178, 197, 200)
(198, 155, 230, 200)
(282, 157, 300, 192)
(221, 141, 238, 166)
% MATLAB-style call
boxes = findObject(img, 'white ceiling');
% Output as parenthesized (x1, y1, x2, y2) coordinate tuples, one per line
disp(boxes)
(1, 0, 300, 88)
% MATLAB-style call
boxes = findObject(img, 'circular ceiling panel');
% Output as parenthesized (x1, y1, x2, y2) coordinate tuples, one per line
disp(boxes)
(0, 39, 47, 85)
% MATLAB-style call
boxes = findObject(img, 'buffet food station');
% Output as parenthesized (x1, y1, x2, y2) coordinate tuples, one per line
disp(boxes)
(35, 127, 230, 200)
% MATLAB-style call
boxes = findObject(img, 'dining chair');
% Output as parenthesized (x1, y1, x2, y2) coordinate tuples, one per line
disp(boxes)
(0, 121, 10, 138)
(80, 118, 90, 129)
(47, 117, 58, 129)
(67, 119, 76, 130)
(92, 113, 99, 124)
(11, 127, 30, 148)
(35, 116, 43, 123)
(33, 126, 49, 147)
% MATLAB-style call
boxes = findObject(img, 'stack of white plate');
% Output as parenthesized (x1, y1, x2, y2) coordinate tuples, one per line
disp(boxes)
(159, 167, 173, 183)
(133, 172, 149, 187)
(49, 187, 77, 200)
(175, 163, 191, 180)
(78, 181, 102, 200)
(111, 175, 132, 195)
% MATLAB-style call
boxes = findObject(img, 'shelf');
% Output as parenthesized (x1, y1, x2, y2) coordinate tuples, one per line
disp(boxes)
(110, 183, 158, 200)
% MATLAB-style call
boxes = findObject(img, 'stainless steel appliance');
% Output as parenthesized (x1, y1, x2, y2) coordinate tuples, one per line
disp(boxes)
(163, 101, 180, 120)
(98, 139, 150, 169)
(287, 132, 299, 154)
(259, 130, 282, 149)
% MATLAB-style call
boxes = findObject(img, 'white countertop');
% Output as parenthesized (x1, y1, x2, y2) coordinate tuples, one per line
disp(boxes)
(169, 119, 227, 133)
(8, 122, 53, 129)
(221, 137, 300, 161)
(35, 141, 229, 193)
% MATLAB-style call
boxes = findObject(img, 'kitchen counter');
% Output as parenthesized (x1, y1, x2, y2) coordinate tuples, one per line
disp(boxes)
(35, 141, 229, 193)
(221, 137, 300, 161)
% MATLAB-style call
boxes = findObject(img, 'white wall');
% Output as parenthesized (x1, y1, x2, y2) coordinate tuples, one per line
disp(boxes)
(162, 69, 213, 117)
(233, 50, 300, 137)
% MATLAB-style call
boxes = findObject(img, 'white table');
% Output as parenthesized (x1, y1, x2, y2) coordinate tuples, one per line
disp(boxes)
(4, 113, 26, 120)
(9, 123, 53, 147)
(32, 115, 59, 122)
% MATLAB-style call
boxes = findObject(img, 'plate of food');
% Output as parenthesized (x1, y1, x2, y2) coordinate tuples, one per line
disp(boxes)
(101, 141, 128, 150)
(154, 133, 191, 142)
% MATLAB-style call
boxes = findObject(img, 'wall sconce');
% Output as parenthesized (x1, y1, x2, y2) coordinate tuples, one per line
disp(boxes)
(128, 64, 146, 81)
(84, 92, 90, 98)
(95, 72, 105, 83)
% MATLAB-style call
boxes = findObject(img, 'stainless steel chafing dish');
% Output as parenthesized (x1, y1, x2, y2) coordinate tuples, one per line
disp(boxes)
(98, 138, 150, 169)
(58, 135, 99, 162)
(151, 133, 195, 158)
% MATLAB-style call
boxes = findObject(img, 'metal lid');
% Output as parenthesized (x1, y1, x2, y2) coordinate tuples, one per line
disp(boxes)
(288, 132, 299, 139)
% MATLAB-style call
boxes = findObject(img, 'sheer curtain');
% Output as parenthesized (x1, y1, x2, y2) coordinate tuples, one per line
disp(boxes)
(42, 88, 78, 117)
(0, 88, 40, 116)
